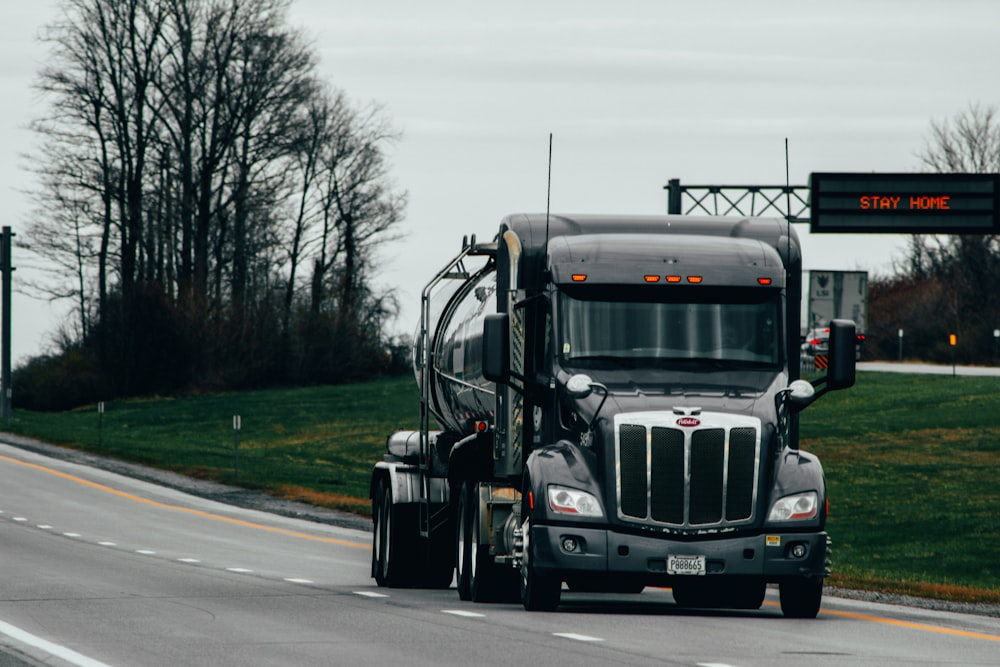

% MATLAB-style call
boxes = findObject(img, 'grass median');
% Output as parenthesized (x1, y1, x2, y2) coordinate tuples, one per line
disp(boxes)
(1, 371, 997, 605)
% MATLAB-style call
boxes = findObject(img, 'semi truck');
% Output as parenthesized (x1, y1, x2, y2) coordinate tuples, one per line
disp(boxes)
(370, 213, 856, 617)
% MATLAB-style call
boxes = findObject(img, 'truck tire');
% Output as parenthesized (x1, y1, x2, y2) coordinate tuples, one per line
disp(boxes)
(422, 528, 456, 590)
(519, 517, 561, 611)
(780, 577, 824, 618)
(456, 482, 516, 602)
(372, 479, 417, 587)
(455, 482, 474, 600)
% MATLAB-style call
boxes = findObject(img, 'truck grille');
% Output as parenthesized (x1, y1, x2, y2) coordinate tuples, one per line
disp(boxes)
(615, 412, 760, 529)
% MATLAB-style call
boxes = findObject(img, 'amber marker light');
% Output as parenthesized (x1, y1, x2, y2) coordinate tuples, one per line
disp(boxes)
(665, 275, 681, 283)
(758, 277, 772, 285)
(644, 275, 660, 283)
(687, 276, 703, 284)
(571, 274, 587, 282)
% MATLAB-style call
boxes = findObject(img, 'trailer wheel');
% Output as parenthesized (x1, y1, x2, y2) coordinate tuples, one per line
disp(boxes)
(519, 517, 561, 611)
(373, 479, 417, 587)
(455, 482, 474, 600)
(421, 528, 456, 590)
(779, 577, 824, 618)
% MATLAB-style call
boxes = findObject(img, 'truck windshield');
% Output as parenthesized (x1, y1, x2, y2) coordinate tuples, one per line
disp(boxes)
(557, 286, 782, 370)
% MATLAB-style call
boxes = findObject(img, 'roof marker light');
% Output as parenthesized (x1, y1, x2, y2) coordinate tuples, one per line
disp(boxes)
(644, 275, 660, 283)
(758, 277, 773, 285)
(687, 276, 703, 284)
(572, 274, 587, 282)
(666, 275, 681, 283)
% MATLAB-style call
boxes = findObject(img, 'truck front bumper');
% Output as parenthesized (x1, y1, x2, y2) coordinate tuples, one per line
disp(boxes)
(530, 524, 829, 581)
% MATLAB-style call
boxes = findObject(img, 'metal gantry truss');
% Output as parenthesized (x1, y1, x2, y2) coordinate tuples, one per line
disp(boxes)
(665, 178, 811, 223)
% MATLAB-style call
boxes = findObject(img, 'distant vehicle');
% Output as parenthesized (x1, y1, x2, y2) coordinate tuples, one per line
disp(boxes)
(807, 271, 867, 358)
(802, 327, 829, 356)
(802, 326, 864, 362)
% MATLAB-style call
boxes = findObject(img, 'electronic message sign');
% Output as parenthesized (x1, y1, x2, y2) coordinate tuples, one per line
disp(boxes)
(809, 172, 1000, 233)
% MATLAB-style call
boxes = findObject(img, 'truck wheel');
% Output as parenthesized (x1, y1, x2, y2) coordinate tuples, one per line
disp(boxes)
(519, 518, 561, 611)
(456, 482, 474, 600)
(780, 577, 824, 618)
(421, 526, 456, 590)
(373, 479, 416, 587)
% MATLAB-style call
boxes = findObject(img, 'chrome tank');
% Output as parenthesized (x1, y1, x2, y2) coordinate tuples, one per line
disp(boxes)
(414, 263, 498, 436)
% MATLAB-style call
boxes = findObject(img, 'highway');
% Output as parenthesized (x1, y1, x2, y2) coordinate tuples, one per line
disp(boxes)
(0, 442, 997, 666)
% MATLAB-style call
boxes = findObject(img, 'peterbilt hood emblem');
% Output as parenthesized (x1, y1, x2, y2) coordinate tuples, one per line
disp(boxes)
(676, 417, 701, 427)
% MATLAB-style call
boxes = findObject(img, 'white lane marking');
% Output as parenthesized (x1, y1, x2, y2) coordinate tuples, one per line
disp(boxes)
(284, 578, 314, 584)
(136, 550, 156, 555)
(226, 567, 253, 574)
(553, 632, 604, 642)
(177, 558, 201, 564)
(0, 619, 113, 667)
(353, 591, 389, 598)
(442, 609, 485, 618)
(698, 664, 740, 667)
(37, 525, 52, 530)
(98, 541, 116, 547)
(64, 533, 82, 538)
(13, 517, 27, 522)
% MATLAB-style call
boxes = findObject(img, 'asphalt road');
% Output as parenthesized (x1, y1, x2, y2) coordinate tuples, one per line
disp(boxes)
(0, 442, 998, 666)
(857, 361, 1000, 376)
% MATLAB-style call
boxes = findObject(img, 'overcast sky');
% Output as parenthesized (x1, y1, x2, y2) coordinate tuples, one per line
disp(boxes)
(3, 1, 999, 364)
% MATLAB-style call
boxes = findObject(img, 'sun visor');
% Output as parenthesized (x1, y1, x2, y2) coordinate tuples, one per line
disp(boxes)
(547, 233, 785, 288)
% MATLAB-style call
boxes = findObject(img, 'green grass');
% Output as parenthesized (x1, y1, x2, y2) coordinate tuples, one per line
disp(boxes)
(799, 372, 1000, 604)
(1, 377, 421, 515)
(1, 372, 998, 604)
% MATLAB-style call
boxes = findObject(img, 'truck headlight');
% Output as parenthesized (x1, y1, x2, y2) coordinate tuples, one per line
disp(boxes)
(547, 485, 604, 518)
(768, 491, 819, 522)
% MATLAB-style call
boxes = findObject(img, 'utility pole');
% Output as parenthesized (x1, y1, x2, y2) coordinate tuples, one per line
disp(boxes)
(1, 227, 13, 420)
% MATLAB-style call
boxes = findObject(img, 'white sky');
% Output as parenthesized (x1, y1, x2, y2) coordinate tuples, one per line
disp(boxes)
(3, 0, 999, 364)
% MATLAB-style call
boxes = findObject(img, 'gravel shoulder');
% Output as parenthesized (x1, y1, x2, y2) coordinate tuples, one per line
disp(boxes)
(2, 431, 997, 618)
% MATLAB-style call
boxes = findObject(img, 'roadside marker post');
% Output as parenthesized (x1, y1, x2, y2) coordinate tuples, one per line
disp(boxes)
(233, 415, 242, 480)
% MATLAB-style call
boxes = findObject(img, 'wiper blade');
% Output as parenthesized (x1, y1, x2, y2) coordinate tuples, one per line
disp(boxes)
(564, 355, 635, 369)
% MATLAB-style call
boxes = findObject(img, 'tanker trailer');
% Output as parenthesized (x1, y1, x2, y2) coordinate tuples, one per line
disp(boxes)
(370, 214, 857, 616)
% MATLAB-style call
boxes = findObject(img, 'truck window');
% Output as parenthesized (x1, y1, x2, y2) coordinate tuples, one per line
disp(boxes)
(557, 286, 781, 369)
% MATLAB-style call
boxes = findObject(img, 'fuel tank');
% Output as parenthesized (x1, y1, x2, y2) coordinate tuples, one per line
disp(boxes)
(414, 262, 498, 436)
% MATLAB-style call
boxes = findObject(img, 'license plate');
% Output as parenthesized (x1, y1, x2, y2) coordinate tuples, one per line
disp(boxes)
(667, 554, 706, 575)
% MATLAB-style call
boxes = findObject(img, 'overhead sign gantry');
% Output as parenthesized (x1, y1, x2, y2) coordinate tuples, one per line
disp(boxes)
(666, 173, 1000, 234)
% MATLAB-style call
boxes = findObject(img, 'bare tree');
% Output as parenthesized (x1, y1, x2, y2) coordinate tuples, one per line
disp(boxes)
(24, 0, 407, 398)
(905, 102, 1000, 362)
(918, 102, 1000, 173)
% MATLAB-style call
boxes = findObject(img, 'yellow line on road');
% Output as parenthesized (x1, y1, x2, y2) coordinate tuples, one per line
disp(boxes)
(0, 454, 371, 550)
(822, 607, 1000, 642)
(763, 601, 999, 642)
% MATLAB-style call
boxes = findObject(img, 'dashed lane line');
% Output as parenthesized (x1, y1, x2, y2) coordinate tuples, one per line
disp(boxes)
(553, 632, 604, 642)
(0, 453, 370, 550)
(442, 610, 485, 618)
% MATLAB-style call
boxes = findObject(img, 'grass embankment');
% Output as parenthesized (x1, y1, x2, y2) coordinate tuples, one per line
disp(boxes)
(1, 377, 421, 516)
(799, 372, 1000, 605)
(1, 372, 997, 605)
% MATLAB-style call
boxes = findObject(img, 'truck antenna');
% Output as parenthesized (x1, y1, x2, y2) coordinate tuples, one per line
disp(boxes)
(544, 133, 553, 251)
(785, 137, 793, 259)
(785, 138, 792, 228)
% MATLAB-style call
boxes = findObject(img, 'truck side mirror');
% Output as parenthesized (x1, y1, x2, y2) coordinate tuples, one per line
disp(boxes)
(482, 313, 509, 383)
(826, 319, 856, 391)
